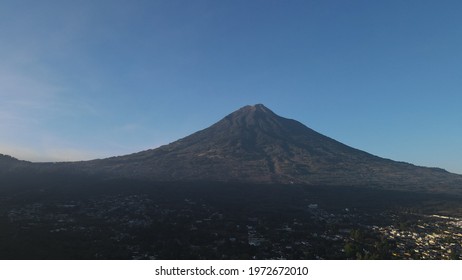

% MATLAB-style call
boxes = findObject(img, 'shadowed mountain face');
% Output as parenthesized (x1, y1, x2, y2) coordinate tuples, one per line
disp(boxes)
(0, 154, 30, 173)
(1, 104, 461, 193)
(96, 104, 375, 182)
(66, 104, 460, 193)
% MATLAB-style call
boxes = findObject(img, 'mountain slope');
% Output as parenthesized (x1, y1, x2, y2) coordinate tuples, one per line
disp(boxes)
(69, 104, 461, 193)
(0, 154, 31, 174)
(1, 104, 461, 193)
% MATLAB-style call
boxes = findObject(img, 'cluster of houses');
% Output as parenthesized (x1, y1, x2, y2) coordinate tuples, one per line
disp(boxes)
(372, 214, 462, 259)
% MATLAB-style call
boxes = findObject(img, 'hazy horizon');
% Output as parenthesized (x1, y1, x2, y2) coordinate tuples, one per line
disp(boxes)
(1, 0, 462, 174)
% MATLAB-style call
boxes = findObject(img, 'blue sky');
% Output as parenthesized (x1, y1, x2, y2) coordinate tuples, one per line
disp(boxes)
(1, 0, 461, 174)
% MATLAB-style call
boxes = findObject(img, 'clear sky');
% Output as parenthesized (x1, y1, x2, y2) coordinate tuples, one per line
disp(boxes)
(1, 0, 461, 174)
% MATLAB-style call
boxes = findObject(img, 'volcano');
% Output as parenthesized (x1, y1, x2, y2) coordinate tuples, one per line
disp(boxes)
(1, 104, 461, 193)
(58, 104, 460, 193)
